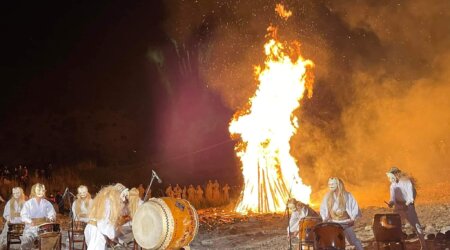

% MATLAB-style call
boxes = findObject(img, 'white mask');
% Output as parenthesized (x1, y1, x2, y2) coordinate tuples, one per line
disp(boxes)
(78, 186, 88, 199)
(386, 173, 397, 184)
(288, 203, 296, 211)
(328, 178, 338, 191)
(36, 186, 46, 198)
(120, 188, 129, 202)
(13, 188, 22, 199)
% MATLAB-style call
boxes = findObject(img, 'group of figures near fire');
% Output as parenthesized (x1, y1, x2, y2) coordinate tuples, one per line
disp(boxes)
(0, 166, 431, 249)
(287, 166, 429, 250)
(0, 180, 199, 249)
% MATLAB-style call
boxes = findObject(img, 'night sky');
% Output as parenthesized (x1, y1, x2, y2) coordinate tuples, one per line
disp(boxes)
(0, 1, 237, 185)
(1, 0, 449, 193)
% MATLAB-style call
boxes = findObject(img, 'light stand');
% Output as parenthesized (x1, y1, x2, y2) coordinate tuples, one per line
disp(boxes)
(144, 170, 162, 202)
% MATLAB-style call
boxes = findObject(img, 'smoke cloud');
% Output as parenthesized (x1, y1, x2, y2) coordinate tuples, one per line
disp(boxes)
(163, 0, 450, 205)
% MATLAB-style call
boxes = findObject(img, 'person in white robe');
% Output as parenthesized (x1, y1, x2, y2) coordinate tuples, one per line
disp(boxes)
(287, 198, 320, 238)
(320, 177, 363, 250)
(116, 187, 143, 245)
(386, 166, 427, 250)
(0, 187, 26, 248)
(20, 183, 56, 249)
(72, 185, 93, 223)
(84, 183, 128, 250)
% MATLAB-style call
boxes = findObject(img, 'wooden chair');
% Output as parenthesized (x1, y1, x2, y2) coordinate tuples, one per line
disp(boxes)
(67, 221, 87, 250)
(372, 213, 406, 250)
(6, 223, 24, 250)
(68, 228, 86, 250)
(38, 232, 62, 250)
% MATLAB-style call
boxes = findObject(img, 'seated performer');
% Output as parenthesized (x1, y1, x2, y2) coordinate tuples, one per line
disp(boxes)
(116, 187, 143, 245)
(287, 198, 320, 238)
(386, 166, 427, 249)
(84, 183, 129, 250)
(72, 185, 93, 223)
(320, 177, 363, 250)
(20, 183, 56, 249)
(0, 187, 26, 247)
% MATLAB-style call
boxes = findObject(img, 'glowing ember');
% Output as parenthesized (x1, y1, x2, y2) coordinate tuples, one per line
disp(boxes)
(229, 4, 314, 213)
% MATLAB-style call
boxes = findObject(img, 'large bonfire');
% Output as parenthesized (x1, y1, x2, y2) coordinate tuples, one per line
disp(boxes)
(229, 4, 314, 213)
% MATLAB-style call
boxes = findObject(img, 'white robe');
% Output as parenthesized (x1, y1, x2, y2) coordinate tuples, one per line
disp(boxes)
(320, 192, 361, 223)
(20, 198, 56, 249)
(3, 199, 23, 224)
(287, 206, 316, 233)
(389, 178, 415, 205)
(319, 192, 363, 250)
(84, 200, 115, 250)
(0, 200, 23, 248)
(72, 199, 93, 223)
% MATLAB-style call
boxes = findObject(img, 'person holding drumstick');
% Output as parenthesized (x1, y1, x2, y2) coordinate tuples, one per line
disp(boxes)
(286, 198, 319, 238)
(0, 187, 26, 248)
(20, 183, 56, 249)
(320, 177, 363, 250)
(84, 183, 129, 250)
(72, 185, 93, 223)
(386, 166, 427, 250)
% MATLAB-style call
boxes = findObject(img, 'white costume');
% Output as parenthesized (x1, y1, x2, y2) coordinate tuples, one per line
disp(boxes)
(0, 198, 24, 248)
(72, 198, 93, 223)
(287, 204, 319, 234)
(320, 178, 363, 250)
(20, 198, 56, 249)
(389, 178, 415, 206)
(387, 168, 426, 249)
(84, 200, 115, 250)
(85, 184, 128, 250)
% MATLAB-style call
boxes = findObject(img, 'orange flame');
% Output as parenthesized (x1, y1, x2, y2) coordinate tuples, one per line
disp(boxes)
(275, 4, 293, 20)
(229, 5, 314, 213)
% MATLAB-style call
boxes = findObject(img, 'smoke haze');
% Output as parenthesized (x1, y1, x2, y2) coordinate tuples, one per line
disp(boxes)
(163, 0, 450, 205)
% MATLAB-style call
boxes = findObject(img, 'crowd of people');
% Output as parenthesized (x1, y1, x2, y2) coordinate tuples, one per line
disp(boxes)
(164, 180, 232, 208)
(0, 164, 53, 190)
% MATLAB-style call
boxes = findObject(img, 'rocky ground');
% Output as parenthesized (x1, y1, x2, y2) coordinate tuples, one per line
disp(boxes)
(189, 203, 450, 250)
(1, 203, 449, 249)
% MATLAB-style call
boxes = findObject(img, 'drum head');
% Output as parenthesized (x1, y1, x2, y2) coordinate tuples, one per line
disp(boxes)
(132, 199, 174, 249)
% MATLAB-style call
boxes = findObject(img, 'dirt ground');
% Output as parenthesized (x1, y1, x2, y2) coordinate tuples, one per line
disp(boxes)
(1, 202, 449, 249)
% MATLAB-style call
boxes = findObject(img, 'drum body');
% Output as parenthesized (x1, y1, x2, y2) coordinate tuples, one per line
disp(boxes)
(7, 223, 25, 235)
(372, 213, 404, 242)
(37, 223, 61, 236)
(132, 197, 199, 250)
(313, 222, 346, 250)
(299, 217, 322, 243)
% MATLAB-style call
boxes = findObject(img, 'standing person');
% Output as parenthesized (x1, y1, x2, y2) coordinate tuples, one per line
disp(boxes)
(0, 187, 26, 248)
(137, 184, 145, 199)
(195, 185, 204, 208)
(20, 183, 56, 249)
(72, 185, 93, 223)
(187, 185, 196, 203)
(173, 184, 182, 199)
(182, 186, 187, 199)
(212, 180, 220, 205)
(222, 184, 231, 204)
(386, 167, 427, 249)
(205, 180, 213, 204)
(84, 183, 129, 250)
(320, 177, 363, 250)
(165, 184, 174, 198)
(287, 198, 320, 238)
